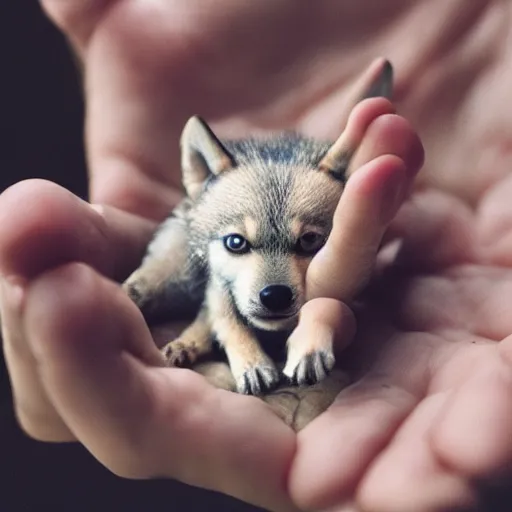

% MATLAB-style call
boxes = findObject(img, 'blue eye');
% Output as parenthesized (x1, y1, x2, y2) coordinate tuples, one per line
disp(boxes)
(223, 234, 250, 254)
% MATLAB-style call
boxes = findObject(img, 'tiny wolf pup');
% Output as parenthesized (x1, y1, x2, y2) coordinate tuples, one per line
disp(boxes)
(124, 60, 393, 395)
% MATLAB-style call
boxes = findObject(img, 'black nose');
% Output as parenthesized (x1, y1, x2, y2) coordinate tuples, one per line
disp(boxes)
(259, 285, 294, 312)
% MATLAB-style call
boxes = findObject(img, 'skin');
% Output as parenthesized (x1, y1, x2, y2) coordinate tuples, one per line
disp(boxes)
(2, 0, 512, 510)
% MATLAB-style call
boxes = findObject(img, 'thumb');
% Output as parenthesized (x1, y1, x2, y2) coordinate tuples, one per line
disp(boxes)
(0, 179, 156, 282)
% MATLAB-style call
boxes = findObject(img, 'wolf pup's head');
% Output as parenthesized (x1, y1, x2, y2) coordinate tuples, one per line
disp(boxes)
(182, 59, 393, 332)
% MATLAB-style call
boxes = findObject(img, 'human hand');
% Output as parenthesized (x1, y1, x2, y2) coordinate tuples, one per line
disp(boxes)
(0, 97, 418, 512)
(2, 1, 511, 511)
(286, 3, 512, 509)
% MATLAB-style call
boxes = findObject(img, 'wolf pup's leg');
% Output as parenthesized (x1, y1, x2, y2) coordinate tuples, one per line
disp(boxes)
(208, 286, 280, 395)
(123, 215, 203, 323)
(283, 322, 336, 387)
(161, 307, 213, 367)
(215, 316, 280, 395)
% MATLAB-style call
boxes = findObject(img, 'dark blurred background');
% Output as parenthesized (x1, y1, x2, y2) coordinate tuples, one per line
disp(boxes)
(1, 3, 258, 511)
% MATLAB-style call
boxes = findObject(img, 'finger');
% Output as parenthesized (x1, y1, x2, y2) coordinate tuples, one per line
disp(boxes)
(288, 376, 419, 511)
(431, 344, 512, 480)
(1, 276, 75, 441)
(317, 97, 396, 173)
(81, 7, 399, 220)
(90, 202, 158, 280)
(44, 0, 184, 219)
(84, 1, 307, 219)
(307, 155, 406, 302)
(381, 189, 476, 272)
(371, 265, 512, 343)
(288, 322, 441, 512)
(357, 393, 476, 512)
(0, 179, 155, 281)
(0, 180, 154, 442)
(347, 113, 424, 179)
(23, 262, 297, 512)
(307, 114, 423, 302)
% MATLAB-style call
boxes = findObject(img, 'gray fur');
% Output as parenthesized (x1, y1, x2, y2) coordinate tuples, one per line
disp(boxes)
(123, 58, 395, 394)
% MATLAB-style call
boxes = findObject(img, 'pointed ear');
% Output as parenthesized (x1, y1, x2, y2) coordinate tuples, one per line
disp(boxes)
(316, 59, 394, 180)
(359, 58, 393, 102)
(180, 116, 235, 199)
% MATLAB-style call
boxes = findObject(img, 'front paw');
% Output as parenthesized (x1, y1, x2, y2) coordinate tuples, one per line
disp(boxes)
(234, 361, 280, 396)
(283, 348, 335, 387)
(161, 339, 199, 368)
